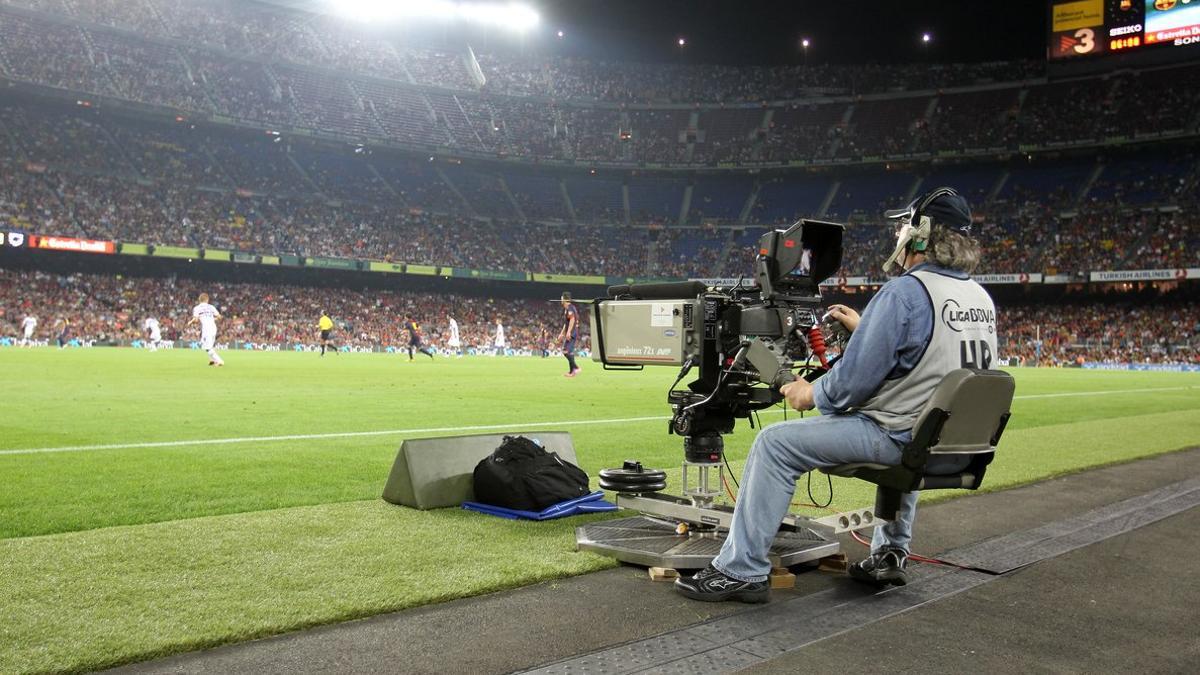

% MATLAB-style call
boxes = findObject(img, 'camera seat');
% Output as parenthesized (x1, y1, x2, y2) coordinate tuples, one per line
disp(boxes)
(820, 368, 1015, 521)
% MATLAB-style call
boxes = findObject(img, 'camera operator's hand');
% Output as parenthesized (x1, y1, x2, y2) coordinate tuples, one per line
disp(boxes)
(780, 378, 815, 411)
(826, 304, 861, 333)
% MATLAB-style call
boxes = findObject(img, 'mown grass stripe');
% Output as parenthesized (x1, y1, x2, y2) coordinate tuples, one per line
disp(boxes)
(0, 415, 667, 456)
(3, 385, 1195, 456)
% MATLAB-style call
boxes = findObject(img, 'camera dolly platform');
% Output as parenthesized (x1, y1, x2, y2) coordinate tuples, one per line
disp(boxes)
(575, 458, 877, 570)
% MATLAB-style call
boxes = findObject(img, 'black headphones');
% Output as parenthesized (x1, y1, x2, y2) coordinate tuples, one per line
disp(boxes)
(906, 186, 959, 253)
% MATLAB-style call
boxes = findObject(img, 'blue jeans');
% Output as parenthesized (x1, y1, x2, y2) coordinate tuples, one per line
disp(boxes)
(712, 413, 918, 583)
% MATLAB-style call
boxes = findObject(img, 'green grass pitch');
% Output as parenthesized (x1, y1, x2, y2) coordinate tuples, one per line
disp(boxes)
(1, 347, 1198, 673)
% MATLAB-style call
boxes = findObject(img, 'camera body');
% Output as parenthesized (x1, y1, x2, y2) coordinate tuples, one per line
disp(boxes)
(592, 219, 844, 450)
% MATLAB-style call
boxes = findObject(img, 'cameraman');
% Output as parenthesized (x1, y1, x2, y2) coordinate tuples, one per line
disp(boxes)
(676, 188, 998, 603)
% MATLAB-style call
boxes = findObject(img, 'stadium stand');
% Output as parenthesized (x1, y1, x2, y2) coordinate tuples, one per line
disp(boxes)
(1, 1, 1196, 167)
(2, 96, 1196, 278)
(0, 0, 1196, 283)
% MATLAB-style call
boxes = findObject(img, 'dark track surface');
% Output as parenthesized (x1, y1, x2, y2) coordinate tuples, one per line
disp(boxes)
(108, 447, 1200, 675)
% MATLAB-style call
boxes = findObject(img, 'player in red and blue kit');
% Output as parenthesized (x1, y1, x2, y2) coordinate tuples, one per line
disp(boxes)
(404, 314, 435, 361)
(557, 292, 581, 377)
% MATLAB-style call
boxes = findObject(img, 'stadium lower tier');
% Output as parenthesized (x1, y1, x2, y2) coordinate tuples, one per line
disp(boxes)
(2, 268, 1196, 365)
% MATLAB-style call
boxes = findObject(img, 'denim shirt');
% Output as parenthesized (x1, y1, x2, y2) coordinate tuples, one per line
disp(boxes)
(812, 262, 968, 441)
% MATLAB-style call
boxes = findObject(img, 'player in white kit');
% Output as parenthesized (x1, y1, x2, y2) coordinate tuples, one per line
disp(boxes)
(188, 293, 224, 366)
(492, 317, 506, 356)
(20, 315, 37, 346)
(446, 315, 462, 357)
(143, 317, 163, 352)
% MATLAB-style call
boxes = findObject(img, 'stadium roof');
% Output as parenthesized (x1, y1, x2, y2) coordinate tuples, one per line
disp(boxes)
(260, 0, 1046, 66)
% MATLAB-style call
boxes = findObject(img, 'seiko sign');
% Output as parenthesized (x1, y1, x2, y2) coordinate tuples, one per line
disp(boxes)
(1108, 24, 1141, 37)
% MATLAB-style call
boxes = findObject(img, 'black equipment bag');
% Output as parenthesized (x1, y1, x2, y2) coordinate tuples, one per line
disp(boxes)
(472, 435, 590, 510)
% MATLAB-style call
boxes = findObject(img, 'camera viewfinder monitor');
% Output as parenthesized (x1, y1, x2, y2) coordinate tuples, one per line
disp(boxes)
(755, 219, 843, 298)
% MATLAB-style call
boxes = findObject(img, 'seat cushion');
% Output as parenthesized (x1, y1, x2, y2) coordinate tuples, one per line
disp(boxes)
(821, 462, 895, 477)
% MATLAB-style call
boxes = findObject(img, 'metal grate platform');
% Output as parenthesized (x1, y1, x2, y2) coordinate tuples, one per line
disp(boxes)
(576, 515, 839, 569)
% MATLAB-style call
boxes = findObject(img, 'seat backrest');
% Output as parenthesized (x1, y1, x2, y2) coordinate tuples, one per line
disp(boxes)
(913, 368, 1015, 455)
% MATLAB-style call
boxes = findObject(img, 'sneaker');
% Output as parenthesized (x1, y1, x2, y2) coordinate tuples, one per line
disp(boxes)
(674, 565, 768, 603)
(848, 547, 909, 588)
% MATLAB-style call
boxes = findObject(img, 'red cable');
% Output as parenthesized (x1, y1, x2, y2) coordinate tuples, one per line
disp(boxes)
(722, 473, 738, 503)
(808, 327, 829, 369)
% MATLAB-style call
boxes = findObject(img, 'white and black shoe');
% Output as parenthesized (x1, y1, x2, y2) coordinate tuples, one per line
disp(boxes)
(674, 565, 768, 603)
(848, 547, 909, 587)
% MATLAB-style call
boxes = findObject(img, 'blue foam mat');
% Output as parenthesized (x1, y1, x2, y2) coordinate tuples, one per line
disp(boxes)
(462, 491, 616, 520)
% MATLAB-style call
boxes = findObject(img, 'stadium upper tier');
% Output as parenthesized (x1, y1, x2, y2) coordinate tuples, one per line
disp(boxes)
(0, 1, 1198, 168)
(0, 0, 1047, 104)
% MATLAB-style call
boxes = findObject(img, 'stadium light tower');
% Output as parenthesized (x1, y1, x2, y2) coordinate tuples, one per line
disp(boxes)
(801, 37, 810, 65)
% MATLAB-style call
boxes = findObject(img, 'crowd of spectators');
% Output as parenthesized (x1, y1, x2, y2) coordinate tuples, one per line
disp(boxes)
(4, 267, 1196, 365)
(4, 0, 1045, 103)
(4, 155, 1198, 281)
(0, 268, 583, 351)
(1, 2, 1196, 166)
(1035, 206, 1198, 278)
(2, 96, 1197, 281)
(492, 57, 1045, 104)
(1000, 301, 1200, 366)
(1132, 210, 1200, 270)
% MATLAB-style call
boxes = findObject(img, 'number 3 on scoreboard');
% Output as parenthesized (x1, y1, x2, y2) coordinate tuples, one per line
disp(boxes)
(1073, 27, 1095, 54)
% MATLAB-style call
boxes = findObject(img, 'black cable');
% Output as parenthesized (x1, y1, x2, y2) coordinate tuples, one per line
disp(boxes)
(723, 450, 740, 489)
(805, 470, 834, 508)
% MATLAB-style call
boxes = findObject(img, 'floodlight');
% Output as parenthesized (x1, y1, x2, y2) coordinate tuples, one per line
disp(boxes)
(677, 37, 686, 46)
(331, 1, 540, 31)
(922, 32, 932, 43)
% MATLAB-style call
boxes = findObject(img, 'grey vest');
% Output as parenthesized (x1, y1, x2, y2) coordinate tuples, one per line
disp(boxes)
(857, 270, 998, 431)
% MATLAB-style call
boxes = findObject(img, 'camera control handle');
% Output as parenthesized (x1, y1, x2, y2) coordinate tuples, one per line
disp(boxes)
(742, 340, 796, 389)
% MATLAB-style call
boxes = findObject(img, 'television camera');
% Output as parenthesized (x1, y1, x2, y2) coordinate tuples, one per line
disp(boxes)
(576, 219, 876, 568)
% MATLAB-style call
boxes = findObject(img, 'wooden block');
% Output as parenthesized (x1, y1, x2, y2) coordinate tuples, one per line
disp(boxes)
(648, 567, 679, 581)
(817, 553, 849, 574)
(768, 569, 796, 589)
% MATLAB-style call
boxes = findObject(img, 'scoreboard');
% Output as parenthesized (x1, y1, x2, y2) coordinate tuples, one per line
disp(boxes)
(1048, 0, 1200, 60)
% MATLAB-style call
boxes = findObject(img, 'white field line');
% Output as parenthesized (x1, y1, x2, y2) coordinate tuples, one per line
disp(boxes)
(1010, 385, 1197, 400)
(1, 385, 1196, 457)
